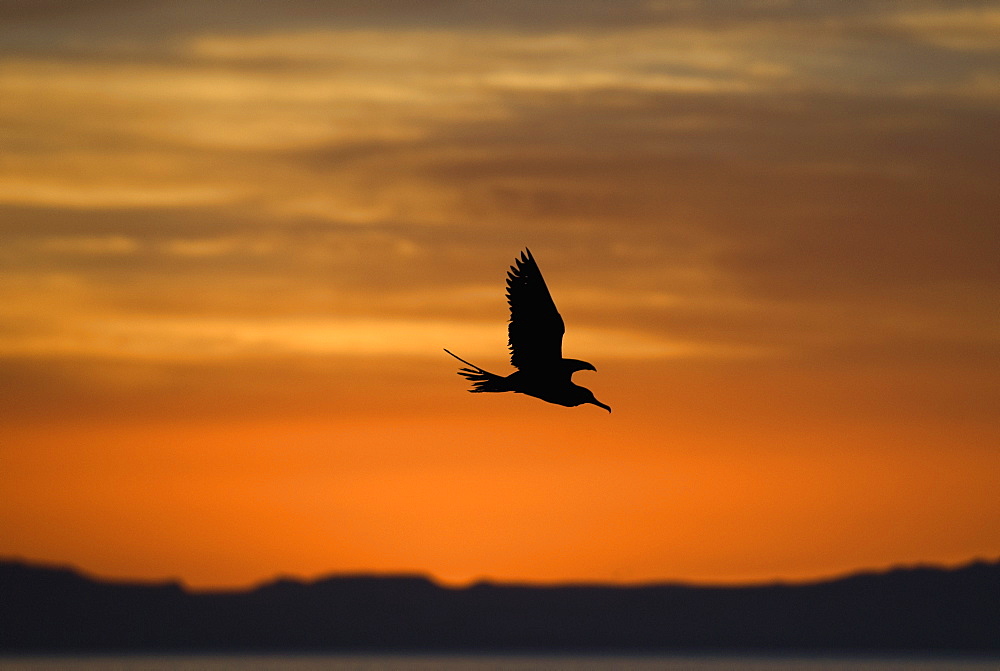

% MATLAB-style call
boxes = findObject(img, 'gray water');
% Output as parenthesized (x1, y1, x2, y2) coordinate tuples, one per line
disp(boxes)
(1, 655, 997, 671)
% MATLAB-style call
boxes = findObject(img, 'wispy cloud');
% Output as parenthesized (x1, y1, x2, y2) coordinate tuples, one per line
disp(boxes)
(0, 314, 757, 362)
(887, 7, 1000, 51)
(1, 0, 996, 373)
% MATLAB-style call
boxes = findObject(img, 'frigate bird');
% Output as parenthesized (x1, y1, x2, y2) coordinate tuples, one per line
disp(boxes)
(445, 248, 611, 412)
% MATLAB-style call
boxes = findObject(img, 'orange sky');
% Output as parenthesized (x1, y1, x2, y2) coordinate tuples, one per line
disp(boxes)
(1, 0, 998, 588)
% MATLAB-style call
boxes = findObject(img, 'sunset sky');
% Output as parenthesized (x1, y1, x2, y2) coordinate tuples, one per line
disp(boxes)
(1, 0, 998, 589)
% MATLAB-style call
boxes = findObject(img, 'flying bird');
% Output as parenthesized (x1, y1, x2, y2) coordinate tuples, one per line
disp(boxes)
(445, 248, 611, 412)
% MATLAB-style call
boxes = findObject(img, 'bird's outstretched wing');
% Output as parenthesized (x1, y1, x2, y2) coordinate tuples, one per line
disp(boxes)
(506, 249, 565, 370)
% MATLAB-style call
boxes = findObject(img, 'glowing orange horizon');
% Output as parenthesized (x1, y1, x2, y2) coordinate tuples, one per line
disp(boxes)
(4, 359, 997, 590)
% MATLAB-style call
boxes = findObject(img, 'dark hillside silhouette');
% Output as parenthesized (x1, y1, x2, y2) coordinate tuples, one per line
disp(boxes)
(446, 248, 610, 412)
(1, 558, 997, 653)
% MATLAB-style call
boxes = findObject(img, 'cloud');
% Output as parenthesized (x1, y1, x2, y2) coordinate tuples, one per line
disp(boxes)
(1, 0, 996, 380)
(887, 7, 1000, 51)
(37, 235, 140, 255)
(0, 314, 756, 362)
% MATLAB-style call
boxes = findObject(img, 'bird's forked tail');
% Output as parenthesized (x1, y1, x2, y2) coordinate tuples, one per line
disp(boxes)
(443, 349, 507, 393)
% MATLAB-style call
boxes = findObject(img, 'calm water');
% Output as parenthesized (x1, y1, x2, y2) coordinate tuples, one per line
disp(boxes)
(0, 655, 997, 671)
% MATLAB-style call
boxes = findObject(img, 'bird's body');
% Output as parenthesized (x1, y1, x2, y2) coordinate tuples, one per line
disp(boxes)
(445, 249, 610, 412)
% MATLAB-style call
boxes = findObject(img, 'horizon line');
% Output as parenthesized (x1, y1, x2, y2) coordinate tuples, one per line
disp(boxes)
(3, 554, 997, 594)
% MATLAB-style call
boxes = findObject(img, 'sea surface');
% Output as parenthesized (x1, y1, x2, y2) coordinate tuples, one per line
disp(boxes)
(0, 655, 997, 671)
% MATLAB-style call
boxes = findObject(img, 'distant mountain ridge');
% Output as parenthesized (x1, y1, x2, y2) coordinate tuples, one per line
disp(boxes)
(1, 558, 997, 653)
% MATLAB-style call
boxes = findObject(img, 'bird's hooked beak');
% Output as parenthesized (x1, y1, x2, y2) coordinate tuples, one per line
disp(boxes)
(592, 399, 612, 413)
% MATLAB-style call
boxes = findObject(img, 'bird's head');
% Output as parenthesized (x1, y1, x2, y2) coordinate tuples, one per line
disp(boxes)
(563, 358, 597, 374)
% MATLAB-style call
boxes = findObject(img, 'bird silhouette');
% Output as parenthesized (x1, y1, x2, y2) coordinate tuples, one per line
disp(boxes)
(445, 248, 611, 412)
